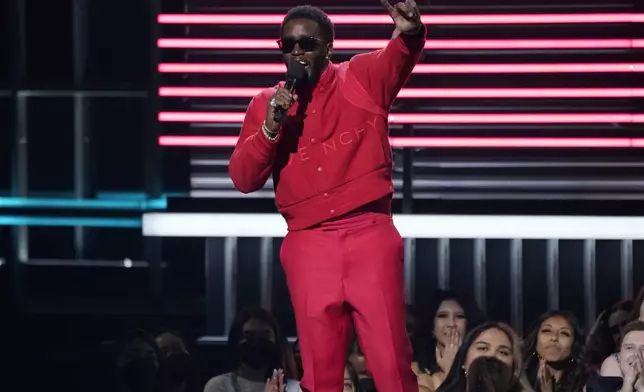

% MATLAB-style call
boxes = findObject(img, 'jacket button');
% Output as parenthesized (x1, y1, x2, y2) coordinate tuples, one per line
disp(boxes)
(311, 109, 317, 114)
(330, 209, 335, 215)
(317, 167, 323, 172)
(323, 193, 329, 197)
(310, 138, 316, 144)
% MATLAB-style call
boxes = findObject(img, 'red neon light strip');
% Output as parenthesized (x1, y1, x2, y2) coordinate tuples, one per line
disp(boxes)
(158, 112, 644, 124)
(159, 135, 644, 148)
(159, 87, 644, 99)
(158, 63, 644, 74)
(157, 38, 644, 50)
(157, 13, 644, 25)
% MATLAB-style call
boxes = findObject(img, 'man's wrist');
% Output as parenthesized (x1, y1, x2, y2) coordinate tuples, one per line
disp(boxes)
(402, 24, 423, 36)
(262, 121, 280, 141)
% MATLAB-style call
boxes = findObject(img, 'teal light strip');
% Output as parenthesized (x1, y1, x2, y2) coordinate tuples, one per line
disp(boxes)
(96, 192, 187, 200)
(0, 197, 167, 210)
(0, 216, 141, 228)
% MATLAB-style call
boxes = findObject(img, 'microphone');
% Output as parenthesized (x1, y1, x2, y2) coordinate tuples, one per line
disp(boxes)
(273, 59, 307, 123)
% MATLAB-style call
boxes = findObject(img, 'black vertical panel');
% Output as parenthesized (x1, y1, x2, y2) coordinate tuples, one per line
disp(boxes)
(272, 238, 297, 337)
(414, 239, 439, 312)
(450, 239, 475, 296)
(90, 98, 146, 192)
(522, 240, 548, 333)
(27, 97, 74, 192)
(236, 238, 261, 310)
(0, 98, 11, 192)
(485, 239, 511, 323)
(24, 0, 73, 87)
(632, 241, 644, 297)
(558, 240, 585, 319)
(85, 0, 148, 87)
(203, 237, 225, 334)
(0, 0, 9, 86)
(595, 240, 623, 313)
(162, 237, 206, 298)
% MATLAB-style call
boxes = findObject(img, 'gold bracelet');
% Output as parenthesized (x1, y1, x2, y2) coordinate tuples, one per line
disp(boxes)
(261, 121, 279, 142)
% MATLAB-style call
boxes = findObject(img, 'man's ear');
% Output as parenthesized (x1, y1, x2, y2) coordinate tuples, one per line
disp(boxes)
(326, 42, 333, 59)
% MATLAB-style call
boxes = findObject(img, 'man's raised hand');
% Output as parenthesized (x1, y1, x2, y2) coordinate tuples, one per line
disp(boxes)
(380, 0, 422, 39)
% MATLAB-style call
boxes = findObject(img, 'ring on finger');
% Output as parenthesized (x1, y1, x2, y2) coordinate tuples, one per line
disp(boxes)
(269, 98, 277, 108)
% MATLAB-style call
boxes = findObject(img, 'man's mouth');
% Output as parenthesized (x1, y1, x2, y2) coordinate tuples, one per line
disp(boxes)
(295, 58, 310, 70)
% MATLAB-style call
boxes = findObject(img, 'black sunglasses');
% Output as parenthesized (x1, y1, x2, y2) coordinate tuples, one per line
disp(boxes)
(277, 36, 321, 54)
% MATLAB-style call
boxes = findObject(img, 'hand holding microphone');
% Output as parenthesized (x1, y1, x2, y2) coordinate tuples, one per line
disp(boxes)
(264, 59, 308, 133)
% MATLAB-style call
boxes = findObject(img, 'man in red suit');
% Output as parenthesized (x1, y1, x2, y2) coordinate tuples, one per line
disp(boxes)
(229, 1, 425, 391)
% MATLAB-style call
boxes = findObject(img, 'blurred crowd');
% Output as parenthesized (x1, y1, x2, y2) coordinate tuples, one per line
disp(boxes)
(113, 287, 644, 392)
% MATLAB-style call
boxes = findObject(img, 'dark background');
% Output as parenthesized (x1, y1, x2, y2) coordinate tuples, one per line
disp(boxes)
(1, 0, 643, 391)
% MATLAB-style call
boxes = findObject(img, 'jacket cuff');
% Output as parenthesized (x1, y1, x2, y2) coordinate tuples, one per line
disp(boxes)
(398, 24, 427, 53)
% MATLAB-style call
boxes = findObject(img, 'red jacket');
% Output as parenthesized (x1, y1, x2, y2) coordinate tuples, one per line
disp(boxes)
(229, 26, 427, 230)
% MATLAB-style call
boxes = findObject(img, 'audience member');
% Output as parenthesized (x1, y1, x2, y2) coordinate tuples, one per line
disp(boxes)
(631, 288, 644, 322)
(587, 301, 633, 372)
(116, 329, 163, 392)
(435, 322, 533, 392)
(344, 363, 361, 392)
(523, 311, 588, 392)
(467, 356, 521, 392)
(156, 331, 196, 392)
(588, 321, 644, 392)
(413, 290, 484, 392)
(204, 307, 299, 392)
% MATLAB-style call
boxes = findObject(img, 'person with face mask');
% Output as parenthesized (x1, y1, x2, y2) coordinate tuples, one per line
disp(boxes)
(116, 330, 162, 392)
(204, 307, 300, 392)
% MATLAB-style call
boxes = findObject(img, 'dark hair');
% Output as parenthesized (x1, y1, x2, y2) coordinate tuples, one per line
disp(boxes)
(117, 328, 163, 362)
(523, 311, 588, 392)
(585, 301, 633, 369)
(630, 286, 644, 322)
(227, 307, 296, 380)
(345, 361, 362, 392)
(280, 5, 335, 42)
(436, 322, 531, 392)
(467, 356, 519, 392)
(115, 329, 164, 392)
(621, 320, 644, 341)
(413, 290, 484, 375)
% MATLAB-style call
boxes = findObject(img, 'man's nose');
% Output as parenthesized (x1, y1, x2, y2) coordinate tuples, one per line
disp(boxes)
(292, 44, 304, 55)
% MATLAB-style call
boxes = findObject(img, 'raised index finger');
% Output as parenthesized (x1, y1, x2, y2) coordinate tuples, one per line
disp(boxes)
(380, 0, 395, 14)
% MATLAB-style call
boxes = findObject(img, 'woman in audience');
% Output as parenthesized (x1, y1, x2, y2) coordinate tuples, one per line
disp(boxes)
(343, 363, 361, 392)
(116, 329, 164, 392)
(523, 311, 589, 392)
(587, 321, 644, 392)
(631, 287, 644, 323)
(413, 290, 484, 392)
(155, 330, 197, 392)
(435, 322, 533, 392)
(586, 301, 633, 372)
(204, 307, 299, 392)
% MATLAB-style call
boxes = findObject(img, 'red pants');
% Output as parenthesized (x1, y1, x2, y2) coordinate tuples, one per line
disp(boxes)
(280, 212, 417, 392)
